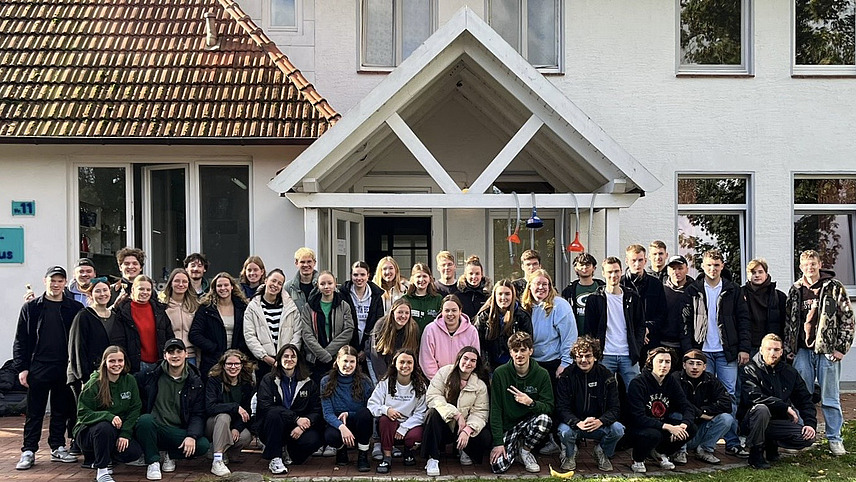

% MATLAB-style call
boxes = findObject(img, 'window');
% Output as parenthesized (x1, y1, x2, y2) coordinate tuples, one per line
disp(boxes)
(270, 0, 297, 28)
(793, 177, 856, 285)
(677, 176, 750, 283)
(78, 167, 130, 277)
(677, 0, 753, 74)
(488, 0, 562, 72)
(793, 0, 856, 75)
(360, 0, 435, 69)
(492, 217, 556, 283)
(199, 166, 251, 276)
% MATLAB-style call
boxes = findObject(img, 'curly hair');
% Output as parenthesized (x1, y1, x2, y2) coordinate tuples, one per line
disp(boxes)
(571, 335, 602, 360)
(200, 272, 249, 307)
(208, 349, 256, 390)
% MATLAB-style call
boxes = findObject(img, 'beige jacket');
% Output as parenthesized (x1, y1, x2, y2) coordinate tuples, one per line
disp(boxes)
(243, 293, 301, 361)
(426, 364, 489, 436)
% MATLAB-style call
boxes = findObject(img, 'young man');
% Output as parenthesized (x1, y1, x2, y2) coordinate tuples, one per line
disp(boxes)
(583, 257, 646, 385)
(660, 255, 691, 349)
(114, 247, 146, 300)
(620, 244, 666, 345)
(740, 334, 816, 469)
(433, 250, 459, 296)
(489, 332, 554, 474)
(646, 240, 669, 283)
(183, 253, 210, 298)
(681, 249, 751, 457)
(783, 250, 854, 456)
(512, 249, 542, 299)
(743, 258, 787, 354)
(67, 258, 96, 304)
(14, 266, 84, 470)
(671, 349, 733, 464)
(561, 252, 605, 336)
(555, 335, 623, 472)
(285, 247, 319, 313)
(134, 338, 210, 480)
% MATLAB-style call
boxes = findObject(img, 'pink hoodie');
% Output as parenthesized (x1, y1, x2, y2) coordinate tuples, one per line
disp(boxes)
(419, 312, 480, 379)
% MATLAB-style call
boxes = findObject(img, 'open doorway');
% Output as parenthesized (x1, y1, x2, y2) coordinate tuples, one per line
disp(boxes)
(365, 216, 431, 278)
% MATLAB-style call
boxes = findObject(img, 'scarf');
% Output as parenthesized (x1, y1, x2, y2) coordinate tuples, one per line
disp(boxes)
(745, 277, 771, 345)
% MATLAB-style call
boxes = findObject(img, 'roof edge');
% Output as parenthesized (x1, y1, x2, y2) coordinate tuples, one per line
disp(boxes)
(0, 137, 317, 146)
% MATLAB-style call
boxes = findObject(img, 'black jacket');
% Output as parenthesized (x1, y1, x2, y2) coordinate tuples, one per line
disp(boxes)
(135, 362, 206, 438)
(626, 369, 695, 430)
(114, 298, 174, 373)
(205, 376, 254, 433)
(67, 307, 128, 384)
(255, 371, 323, 431)
(338, 281, 385, 353)
(738, 351, 816, 428)
(660, 279, 691, 346)
(671, 370, 731, 423)
(583, 286, 646, 364)
(741, 281, 787, 348)
(620, 270, 666, 327)
(681, 278, 751, 362)
(474, 304, 533, 369)
(455, 278, 491, 319)
(556, 363, 621, 427)
(189, 297, 248, 377)
(13, 294, 83, 372)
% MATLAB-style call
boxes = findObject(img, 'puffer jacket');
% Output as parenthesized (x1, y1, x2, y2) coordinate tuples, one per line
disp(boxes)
(455, 277, 491, 319)
(244, 292, 301, 361)
(738, 351, 816, 428)
(300, 291, 354, 365)
(680, 278, 751, 362)
(425, 364, 489, 436)
(783, 270, 854, 356)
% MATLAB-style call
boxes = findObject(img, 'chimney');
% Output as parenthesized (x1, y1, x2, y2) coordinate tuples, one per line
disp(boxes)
(204, 12, 220, 50)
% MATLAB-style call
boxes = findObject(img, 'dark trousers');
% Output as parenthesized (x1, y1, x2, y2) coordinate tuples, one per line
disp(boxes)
(77, 421, 143, 468)
(742, 404, 815, 450)
(421, 408, 491, 463)
(627, 422, 698, 462)
(135, 414, 211, 464)
(259, 407, 324, 463)
(323, 408, 373, 449)
(309, 360, 333, 384)
(22, 362, 74, 453)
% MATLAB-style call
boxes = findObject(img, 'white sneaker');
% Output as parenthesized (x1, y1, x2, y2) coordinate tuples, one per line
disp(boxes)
(146, 461, 162, 480)
(16, 450, 34, 470)
(425, 457, 440, 476)
(211, 459, 230, 477)
(51, 446, 78, 463)
(658, 454, 675, 470)
(459, 450, 473, 466)
(159, 451, 175, 472)
(312, 445, 325, 456)
(631, 461, 647, 473)
(519, 447, 540, 473)
(372, 442, 383, 460)
(829, 441, 847, 456)
(695, 447, 721, 464)
(269, 457, 288, 474)
(672, 450, 687, 465)
(539, 438, 561, 455)
(322, 445, 337, 457)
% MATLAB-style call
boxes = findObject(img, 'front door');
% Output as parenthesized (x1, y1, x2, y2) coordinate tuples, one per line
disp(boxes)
(364, 216, 432, 279)
(331, 210, 364, 280)
(142, 165, 189, 285)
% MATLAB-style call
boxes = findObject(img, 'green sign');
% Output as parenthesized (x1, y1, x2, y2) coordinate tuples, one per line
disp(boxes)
(0, 227, 25, 263)
(12, 200, 35, 216)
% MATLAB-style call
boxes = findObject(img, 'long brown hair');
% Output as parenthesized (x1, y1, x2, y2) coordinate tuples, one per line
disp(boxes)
(405, 263, 438, 296)
(321, 346, 370, 401)
(520, 269, 557, 315)
(443, 346, 487, 404)
(375, 298, 419, 356)
(162, 268, 199, 313)
(239, 255, 266, 286)
(381, 349, 428, 398)
(271, 344, 309, 380)
(97, 346, 130, 408)
(476, 279, 519, 340)
(208, 349, 256, 390)
(200, 272, 249, 306)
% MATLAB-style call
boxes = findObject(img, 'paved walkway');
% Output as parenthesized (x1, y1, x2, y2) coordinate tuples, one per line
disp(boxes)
(2, 393, 853, 481)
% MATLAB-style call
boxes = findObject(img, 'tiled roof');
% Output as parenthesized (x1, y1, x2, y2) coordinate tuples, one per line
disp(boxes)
(0, 0, 339, 141)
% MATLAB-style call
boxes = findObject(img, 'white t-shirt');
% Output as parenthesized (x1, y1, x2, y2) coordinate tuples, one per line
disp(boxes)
(603, 292, 629, 356)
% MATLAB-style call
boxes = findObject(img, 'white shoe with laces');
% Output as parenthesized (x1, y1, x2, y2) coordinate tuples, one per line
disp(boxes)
(211, 459, 230, 477)
(829, 441, 847, 456)
(519, 447, 540, 473)
(631, 461, 646, 473)
(425, 457, 440, 476)
(269, 457, 288, 474)
(159, 451, 175, 472)
(459, 450, 473, 466)
(16, 450, 34, 470)
(146, 461, 162, 480)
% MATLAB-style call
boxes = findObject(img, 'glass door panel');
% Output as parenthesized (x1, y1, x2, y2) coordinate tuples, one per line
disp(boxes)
(78, 167, 129, 277)
(143, 166, 188, 284)
(199, 165, 250, 276)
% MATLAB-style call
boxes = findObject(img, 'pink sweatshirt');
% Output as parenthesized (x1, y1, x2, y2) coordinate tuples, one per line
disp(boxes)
(419, 313, 480, 379)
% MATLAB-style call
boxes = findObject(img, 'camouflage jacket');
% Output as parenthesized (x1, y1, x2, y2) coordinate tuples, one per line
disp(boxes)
(784, 275, 854, 356)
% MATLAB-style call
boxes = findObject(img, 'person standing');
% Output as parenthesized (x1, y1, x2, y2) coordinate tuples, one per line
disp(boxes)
(646, 240, 670, 283)
(784, 250, 854, 456)
(561, 253, 605, 336)
(189, 273, 249, 379)
(14, 266, 83, 470)
(112, 247, 146, 300)
(339, 261, 385, 376)
(372, 256, 409, 313)
(115, 275, 174, 374)
(285, 247, 319, 314)
(512, 250, 542, 299)
(434, 251, 459, 296)
(621, 244, 666, 345)
(368, 298, 420, 380)
(403, 263, 443, 333)
(455, 255, 491, 319)
(301, 271, 355, 381)
(660, 255, 692, 350)
(244, 269, 301, 381)
(474, 279, 533, 370)
(67, 258, 97, 304)
(158, 269, 199, 366)
(238, 255, 266, 299)
(183, 253, 210, 298)
(419, 295, 480, 379)
(743, 258, 787, 353)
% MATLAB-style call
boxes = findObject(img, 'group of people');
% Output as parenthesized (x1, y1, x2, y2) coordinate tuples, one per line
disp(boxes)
(11, 242, 853, 480)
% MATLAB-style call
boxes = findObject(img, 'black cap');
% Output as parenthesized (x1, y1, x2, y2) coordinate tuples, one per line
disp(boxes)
(45, 266, 67, 278)
(75, 258, 95, 268)
(163, 338, 186, 351)
(666, 255, 688, 267)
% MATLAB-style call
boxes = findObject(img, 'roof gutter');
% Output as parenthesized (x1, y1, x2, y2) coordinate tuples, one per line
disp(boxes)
(0, 136, 318, 146)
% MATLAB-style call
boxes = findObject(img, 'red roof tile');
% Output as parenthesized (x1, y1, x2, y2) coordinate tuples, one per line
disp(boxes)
(0, 0, 339, 141)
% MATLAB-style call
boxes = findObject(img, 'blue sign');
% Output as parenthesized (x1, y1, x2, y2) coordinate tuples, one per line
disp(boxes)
(0, 227, 25, 263)
(12, 200, 35, 216)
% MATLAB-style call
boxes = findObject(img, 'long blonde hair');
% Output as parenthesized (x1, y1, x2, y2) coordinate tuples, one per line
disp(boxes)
(96, 346, 130, 408)
(162, 268, 199, 313)
(375, 298, 419, 356)
(520, 269, 557, 315)
(372, 256, 404, 292)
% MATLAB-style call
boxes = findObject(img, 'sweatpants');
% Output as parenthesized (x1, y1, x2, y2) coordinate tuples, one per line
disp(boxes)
(742, 404, 815, 450)
(22, 362, 75, 453)
(378, 414, 423, 452)
(490, 413, 552, 474)
(259, 407, 324, 464)
(323, 407, 373, 451)
(627, 422, 698, 462)
(135, 414, 211, 464)
(204, 414, 251, 454)
(421, 408, 491, 463)
(77, 421, 143, 469)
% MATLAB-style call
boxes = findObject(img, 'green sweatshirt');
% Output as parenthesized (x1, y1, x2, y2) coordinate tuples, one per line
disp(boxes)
(489, 359, 554, 446)
(153, 362, 187, 427)
(403, 293, 442, 333)
(74, 370, 141, 440)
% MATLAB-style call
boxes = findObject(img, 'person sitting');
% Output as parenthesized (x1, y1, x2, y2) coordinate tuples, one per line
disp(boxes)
(740, 334, 816, 469)
(671, 349, 733, 465)
(488, 332, 554, 474)
(555, 335, 624, 472)
(204, 350, 255, 477)
(419, 295, 480, 379)
(367, 349, 428, 473)
(474, 279, 533, 370)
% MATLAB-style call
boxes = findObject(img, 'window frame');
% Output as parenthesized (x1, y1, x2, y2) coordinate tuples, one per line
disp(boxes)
(264, 0, 300, 32)
(676, 0, 754, 76)
(485, 0, 564, 73)
(791, 0, 856, 76)
(357, 0, 438, 71)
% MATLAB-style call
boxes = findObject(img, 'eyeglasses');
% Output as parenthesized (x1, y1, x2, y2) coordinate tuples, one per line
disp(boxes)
(574, 354, 595, 360)
(684, 360, 705, 367)
(224, 362, 242, 367)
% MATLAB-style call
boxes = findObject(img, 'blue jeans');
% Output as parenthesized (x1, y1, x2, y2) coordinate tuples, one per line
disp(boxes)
(686, 413, 734, 453)
(139, 361, 159, 374)
(793, 349, 843, 442)
(704, 351, 740, 448)
(557, 421, 624, 458)
(601, 355, 639, 386)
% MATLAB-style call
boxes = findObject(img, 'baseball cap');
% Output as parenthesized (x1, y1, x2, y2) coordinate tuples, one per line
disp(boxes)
(75, 258, 95, 268)
(163, 338, 186, 351)
(45, 266, 67, 278)
(666, 255, 688, 267)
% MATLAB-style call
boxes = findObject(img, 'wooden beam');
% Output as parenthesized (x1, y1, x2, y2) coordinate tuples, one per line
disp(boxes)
(469, 114, 543, 194)
(385, 113, 462, 194)
(285, 192, 639, 209)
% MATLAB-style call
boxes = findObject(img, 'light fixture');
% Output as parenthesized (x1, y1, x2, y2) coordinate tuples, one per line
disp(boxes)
(525, 192, 543, 229)
(230, 177, 247, 190)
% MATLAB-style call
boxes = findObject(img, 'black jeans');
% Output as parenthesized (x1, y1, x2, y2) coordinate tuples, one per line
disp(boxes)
(22, 362, 74, 453)
(627, 421, 698, 462)
(77, 421, 143, 468)
(323, 407, 373, 450)
(742, 404, 815, 450)
(259, 407, 324, 463)
(421, 408, 491, 463)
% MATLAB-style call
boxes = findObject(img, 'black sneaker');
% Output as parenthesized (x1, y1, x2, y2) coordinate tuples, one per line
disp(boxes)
(68, 440, 82, 457)
(336, 448, 349, 466)
(357, 450, 371, 472)
(403, 448, 416, 466)
(376, 459, 391, 474)
(726, 445, 750, 458)
(748, 446, 770, 470)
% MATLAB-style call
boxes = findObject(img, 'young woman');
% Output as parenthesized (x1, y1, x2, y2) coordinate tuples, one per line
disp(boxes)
(367, 349, 428, 473)
(73, 346, 143, 482)
(419, 295, 480, 379)
(239, 256, 266, 300)
(368, 298, 420, 381)
(159, 268, 199, 365)
(339, 261, 384, 377)
(256, 344, 324, 474)
(520, 269, 576, 382)
(422, 346, 491, 476)
(403, 263, 443, 333)
(69, 278, 128, 388)
(204, 350, 255, 477)
(115, 275, 174, 373)
(474, 279, 533, 369)
(455, 255, 491, 319)
(320, 346, 375, 472)
(372, 256, 409, 313)
(300, 271, 354, 381)
(244, 269, 300, 381)
(189, 273, 250, 378)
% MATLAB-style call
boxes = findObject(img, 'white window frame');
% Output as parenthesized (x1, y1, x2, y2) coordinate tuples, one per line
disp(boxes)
(485, 0, 564, 73)
(792, 173, 856, 290)
(791, 0, 856, 76)
(675, 173, 753, 284)
(358, 0, 438, 71)
(264, 0, 300, 32)
(676, 0, 754, 76)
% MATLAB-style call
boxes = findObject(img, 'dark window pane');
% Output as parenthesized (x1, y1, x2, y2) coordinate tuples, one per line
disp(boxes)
(199, 166, 250, 276)
(678, 177, 747, 204)
(795, 0, 856, 66)
(678, 213, 743, 282)
(794, 178, 856, 204)
(679, 0, 743, 65)
(493, 218, 555, 281)
(149, 169, 187, 282)
(78, 167, 127, 277)
(793, 214, 855, 284)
